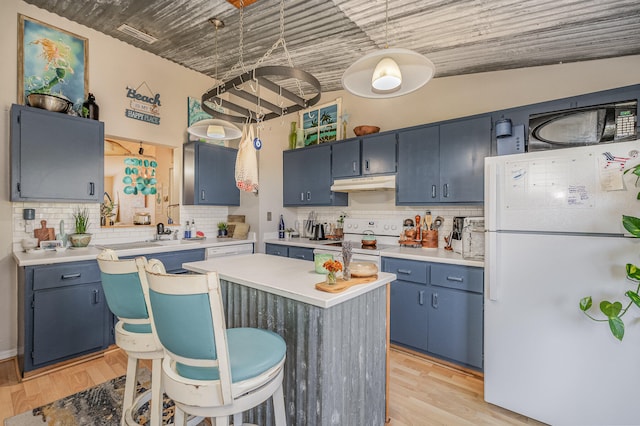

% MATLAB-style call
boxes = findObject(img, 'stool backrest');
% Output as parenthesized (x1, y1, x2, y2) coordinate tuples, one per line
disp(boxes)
(97, 249, 149, 330)
(137, 258, 233, 404)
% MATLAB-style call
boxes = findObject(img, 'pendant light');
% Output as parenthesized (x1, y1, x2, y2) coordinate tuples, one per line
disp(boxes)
(342, 0, 435, 98)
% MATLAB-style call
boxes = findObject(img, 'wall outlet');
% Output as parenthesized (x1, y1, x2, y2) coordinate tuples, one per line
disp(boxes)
(267, 212, 272, 221)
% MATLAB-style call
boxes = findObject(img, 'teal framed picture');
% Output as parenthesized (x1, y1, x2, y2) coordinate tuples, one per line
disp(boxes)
(299, 98, 342, 145)
(18, 14, 88, 109)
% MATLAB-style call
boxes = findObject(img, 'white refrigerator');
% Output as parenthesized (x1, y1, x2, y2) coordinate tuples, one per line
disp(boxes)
(484, 140, 640, 426)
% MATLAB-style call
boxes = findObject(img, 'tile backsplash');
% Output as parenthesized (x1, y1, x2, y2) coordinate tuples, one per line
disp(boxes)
(12, 202, 229, 247)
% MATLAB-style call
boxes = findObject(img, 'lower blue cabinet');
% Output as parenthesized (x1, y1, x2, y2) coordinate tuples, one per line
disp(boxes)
(265, 243, 314, 261)
(383, 257, 484, 370)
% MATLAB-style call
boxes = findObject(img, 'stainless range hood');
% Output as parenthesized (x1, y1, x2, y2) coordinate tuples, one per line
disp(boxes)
(330, 175, 396, 192)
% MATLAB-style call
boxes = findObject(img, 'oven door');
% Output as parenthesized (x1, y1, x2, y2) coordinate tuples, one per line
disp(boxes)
(313, 248, 381, 269)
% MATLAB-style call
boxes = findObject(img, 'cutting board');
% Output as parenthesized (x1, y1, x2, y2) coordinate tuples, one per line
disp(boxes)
(34, 220, 55, 244)
(315, 275, 378, 293)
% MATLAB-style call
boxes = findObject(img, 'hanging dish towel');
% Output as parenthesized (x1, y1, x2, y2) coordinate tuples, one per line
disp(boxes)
(235, 124, 259, 192)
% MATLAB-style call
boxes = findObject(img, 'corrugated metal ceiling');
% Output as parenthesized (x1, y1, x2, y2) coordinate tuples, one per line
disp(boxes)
(22, 0, 640, 94)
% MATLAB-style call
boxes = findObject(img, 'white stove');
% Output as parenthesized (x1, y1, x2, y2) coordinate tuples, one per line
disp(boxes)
(312, 218, 402, 266)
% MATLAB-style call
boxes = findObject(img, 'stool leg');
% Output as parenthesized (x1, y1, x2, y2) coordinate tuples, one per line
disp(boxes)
(122, 355, 139, 426)
(174, 406, 187, 426)
(150, 358, 163, 426)
(272, 382, 286, 426)
(213, 416, 229, 426)
(232, 413, 242, 425)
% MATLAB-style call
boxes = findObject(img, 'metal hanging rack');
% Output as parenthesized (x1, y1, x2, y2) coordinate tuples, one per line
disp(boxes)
(201, 0, 321, 123)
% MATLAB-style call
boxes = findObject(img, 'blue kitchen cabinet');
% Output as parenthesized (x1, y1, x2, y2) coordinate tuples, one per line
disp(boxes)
(183, 142, 239, 206)
(396, 115, 490, 205)
(383, 257, 484, 370)
(283, 144, 347, 206)
(19, 260, 111, 374)
(10, 104, 104, 202)
(265, 243, 314, 261)
(331, 133, 397, 178)
(265, 243, 289, 257)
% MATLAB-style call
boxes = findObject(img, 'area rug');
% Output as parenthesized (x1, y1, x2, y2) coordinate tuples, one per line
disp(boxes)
(4, 369, 188, 426)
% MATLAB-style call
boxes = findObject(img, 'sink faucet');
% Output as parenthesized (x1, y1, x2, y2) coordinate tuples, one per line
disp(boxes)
(155, 223, 173, 240)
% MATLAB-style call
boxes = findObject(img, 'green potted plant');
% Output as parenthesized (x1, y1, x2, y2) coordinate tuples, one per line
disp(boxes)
(217, 221, 228, 237)
(579, 164, 640, 340)
(100, 200, 116, 227)
(69, 206, 92, 247)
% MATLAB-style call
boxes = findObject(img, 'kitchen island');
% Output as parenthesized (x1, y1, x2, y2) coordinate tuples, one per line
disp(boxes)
(183, 254, 396, 426)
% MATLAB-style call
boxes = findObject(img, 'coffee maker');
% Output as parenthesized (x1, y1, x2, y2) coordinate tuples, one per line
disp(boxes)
(451, 216, 465, 254)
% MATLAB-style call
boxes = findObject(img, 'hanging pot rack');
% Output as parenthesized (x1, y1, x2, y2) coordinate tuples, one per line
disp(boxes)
(201, 65, 321, 123)
(200, 0, 321, 124)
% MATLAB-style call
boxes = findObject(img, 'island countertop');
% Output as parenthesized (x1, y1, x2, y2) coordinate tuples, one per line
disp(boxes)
(183, 253, 396, 309)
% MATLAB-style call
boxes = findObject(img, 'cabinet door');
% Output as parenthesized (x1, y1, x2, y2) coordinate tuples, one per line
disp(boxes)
(289, 246, 314, 261)
(439, 116, 491, 203)
(197, 143, 240, 205)
(11, 105, 104, 202)
(32, 282, 108, 366)
(396, 125, 440, 204)
(304, 145, 333, 205)
(362, 132, 397, 175)
(427, 286, 483, 369)
(389, 280, 429, 351)
(332, 139, 361, 178)
(265, 243, 289, 257)
(283, 149, 307, 206)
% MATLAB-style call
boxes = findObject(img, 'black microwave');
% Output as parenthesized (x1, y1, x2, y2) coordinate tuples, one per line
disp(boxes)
(527, 100, 637, 151)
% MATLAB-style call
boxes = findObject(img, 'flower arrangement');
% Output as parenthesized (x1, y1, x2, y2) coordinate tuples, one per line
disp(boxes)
(323, 259, 343, 284)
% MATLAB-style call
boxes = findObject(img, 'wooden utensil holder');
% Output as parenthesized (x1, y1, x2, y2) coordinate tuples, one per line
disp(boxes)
(422, 230, 438, 248)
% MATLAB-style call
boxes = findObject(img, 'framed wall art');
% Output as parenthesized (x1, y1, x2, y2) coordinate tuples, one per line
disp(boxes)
(18, 14, 88, 109)
(299, 98, 342, 145)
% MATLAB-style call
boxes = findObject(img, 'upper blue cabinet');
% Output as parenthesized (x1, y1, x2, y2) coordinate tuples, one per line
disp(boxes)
(10, 104, 105, 202)
(397, 115, 491, 205)
(183, 142, 240, 206)
(331, 132, 397, 178)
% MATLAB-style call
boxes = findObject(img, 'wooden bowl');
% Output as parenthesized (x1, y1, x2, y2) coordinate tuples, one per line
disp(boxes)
(353, 125, 380, 136)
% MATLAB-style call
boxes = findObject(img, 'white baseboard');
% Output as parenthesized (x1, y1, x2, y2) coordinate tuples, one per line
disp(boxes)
(0, 348, 18, 361)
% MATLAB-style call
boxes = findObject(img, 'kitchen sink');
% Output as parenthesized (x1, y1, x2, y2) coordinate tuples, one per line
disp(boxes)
(96, 241, 161, 250)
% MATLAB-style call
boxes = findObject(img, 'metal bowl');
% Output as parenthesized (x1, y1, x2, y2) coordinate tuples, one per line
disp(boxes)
(27, 93, 72, 113)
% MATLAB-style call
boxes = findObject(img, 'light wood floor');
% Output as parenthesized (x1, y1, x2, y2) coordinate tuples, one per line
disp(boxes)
(0, 348, 545, 425)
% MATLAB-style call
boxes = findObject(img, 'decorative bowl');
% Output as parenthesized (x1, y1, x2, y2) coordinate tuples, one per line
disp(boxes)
(21, 237, 39, 251)
(27, 93, 72, 113)
(353, 125, 380, 136)
(69, 233, 92, 248)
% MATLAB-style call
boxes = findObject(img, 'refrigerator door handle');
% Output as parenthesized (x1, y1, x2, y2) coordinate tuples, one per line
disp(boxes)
(486, 230, 499, 301)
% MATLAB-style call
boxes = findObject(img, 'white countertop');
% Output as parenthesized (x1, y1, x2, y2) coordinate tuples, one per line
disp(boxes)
(182, 253, 396, 309)
(265, 238, 484, 268)
(13, 238, 255, 267)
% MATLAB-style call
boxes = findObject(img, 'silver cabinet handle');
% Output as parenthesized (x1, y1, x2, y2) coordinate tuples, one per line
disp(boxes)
(352, 161, 357, 173)
(443, 183, 449, 198)
(447, 276, 464, 282)
(93, 289, 100, 304)
(432, 292, 439, 308)
(61, 273, 81, 280)
(201, 190, 206, 200)
(89, 182, 95, 196)
(397, 269, 412, 275)
(295, 254, 305, 259)
(300, 192, 305, 201)
(431, 185, 437, 198)
(306, 191, 311, 201)
(418, 290, 424, 305)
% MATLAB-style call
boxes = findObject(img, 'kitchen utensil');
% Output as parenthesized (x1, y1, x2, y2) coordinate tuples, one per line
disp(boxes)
(27, 93, 72, 113)
(34, 220, 55, 243)
(433, 216, 444, 230)
(425, 211, 433, 231)
(414, 215, 422, 240)
(353, 125, 381, 136)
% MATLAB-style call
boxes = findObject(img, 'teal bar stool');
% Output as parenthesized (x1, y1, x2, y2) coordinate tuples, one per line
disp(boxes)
(97, 250, 164, 426)
(135, 257, 287, 426)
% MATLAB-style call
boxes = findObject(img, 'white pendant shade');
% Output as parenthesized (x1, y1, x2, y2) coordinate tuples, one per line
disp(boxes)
(187, 119, 242, 141)
(342, 48, 435, 98)
(372, 57, 402, 92)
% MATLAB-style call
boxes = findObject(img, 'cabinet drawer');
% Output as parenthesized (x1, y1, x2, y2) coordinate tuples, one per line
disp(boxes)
(289, 246, 314, 261)
(383, 258, 428, 285)
(430, 264, 483, 293)
(266, 244, 288, 257)
(135, 249, 205, 274)
(32, 261, 101, 290)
